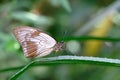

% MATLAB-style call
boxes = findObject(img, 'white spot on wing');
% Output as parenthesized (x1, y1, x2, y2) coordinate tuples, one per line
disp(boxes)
(39, 33, 56, 48)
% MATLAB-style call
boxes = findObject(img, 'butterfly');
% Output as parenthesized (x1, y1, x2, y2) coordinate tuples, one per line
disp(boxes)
(13, 26, 64, 58)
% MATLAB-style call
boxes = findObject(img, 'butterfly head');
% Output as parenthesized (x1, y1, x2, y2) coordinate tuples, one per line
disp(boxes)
(54, 41, 65, 52)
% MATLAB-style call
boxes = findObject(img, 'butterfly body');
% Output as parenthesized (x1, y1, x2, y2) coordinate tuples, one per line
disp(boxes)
(13, 26, 63, 58)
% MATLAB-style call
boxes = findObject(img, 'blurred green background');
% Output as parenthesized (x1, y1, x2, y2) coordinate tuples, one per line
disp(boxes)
(1, 0, 120, 80)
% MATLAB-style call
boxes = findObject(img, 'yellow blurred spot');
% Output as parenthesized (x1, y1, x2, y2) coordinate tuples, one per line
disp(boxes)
(83, 15, 113, 56)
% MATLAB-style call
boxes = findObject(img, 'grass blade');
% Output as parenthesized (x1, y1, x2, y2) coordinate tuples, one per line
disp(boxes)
(58, 36, 120, 42)
(9, 56, 120, 80)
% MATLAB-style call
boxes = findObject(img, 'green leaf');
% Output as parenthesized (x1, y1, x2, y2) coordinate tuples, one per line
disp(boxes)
(60, 0, 72, 12)
(10, 11, 54, 26)
(8, 56, 120, 80)
(49, 0, 71, 12)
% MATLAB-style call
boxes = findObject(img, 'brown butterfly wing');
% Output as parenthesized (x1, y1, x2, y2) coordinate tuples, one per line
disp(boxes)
(13, 26, 56, 58)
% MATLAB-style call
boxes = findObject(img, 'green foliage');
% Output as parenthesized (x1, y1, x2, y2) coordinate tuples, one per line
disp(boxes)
(1, 0, 120, 80)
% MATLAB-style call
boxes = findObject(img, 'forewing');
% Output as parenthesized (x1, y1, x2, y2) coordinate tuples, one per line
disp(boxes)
(13, 26, 56, 58)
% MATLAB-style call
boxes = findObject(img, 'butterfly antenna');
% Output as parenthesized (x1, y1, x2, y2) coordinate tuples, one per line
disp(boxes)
(62, 30, 68, 42)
